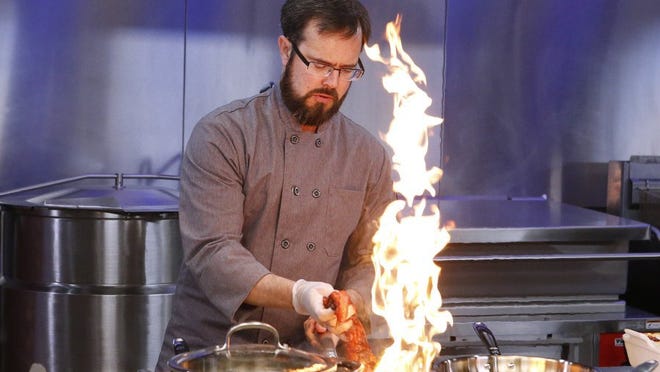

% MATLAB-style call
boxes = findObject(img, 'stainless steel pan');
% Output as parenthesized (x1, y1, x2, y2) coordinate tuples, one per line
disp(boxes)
(167, 321, 362, 372)
(436, 322, 610, 372)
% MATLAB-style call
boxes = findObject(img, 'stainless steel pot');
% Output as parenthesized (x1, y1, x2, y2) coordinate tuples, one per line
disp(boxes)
(0, 174, 182, 372)
(437, 356, 659, 372)
(436, 355, 596, 372)
(168, 322, 362, 372)
(435, 322, 597, 372)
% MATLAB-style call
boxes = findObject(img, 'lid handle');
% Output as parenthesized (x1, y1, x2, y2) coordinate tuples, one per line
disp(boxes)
(223, 321, 286, 355)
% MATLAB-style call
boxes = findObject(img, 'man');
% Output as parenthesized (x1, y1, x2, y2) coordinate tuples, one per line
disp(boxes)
(155, 0, 394, 369)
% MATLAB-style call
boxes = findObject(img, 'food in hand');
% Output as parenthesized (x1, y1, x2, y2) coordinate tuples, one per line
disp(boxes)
(323, 290, 377, 370)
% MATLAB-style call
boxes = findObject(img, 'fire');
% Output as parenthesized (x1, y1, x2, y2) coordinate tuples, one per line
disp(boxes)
(366, 15, 453, 371)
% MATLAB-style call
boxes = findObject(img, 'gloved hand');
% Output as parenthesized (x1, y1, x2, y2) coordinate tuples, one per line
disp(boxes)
(304, 317, 339, 358)
(291, 279, 336, 324)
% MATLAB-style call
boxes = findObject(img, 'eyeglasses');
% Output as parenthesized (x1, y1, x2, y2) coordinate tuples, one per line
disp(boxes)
(290, 42, 365, 81)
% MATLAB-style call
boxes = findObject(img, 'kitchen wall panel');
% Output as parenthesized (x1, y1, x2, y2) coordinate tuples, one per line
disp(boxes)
(0, 0, 446, 194)
(0, 0, 185, 192)
(0, 0, 658, 206)
(442, 0, 660, 207)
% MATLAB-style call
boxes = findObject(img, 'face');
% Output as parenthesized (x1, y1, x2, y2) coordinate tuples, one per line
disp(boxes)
(278, 21, 363, 127)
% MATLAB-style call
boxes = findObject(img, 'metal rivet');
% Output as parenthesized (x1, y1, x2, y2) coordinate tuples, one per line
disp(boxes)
(315, 138, 322, 148)
(280, 239, 290, 249)
(290, 135, 300, 144)
(312, 189, 321, 198)
(306, 242, 316, 252)
(292, 186, 300, 196)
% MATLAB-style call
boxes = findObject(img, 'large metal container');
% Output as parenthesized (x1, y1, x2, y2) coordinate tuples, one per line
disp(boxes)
(0, 174, 183, 372)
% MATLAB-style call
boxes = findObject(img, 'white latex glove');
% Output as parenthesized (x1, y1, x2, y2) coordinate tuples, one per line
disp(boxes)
(291, 279, 336, 323)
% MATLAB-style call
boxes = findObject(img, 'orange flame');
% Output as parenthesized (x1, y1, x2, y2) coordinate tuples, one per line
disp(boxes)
(366, 15, 453, 371)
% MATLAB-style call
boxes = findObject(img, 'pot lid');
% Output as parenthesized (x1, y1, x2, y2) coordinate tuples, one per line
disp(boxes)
(168, 322, 338, 372)
(169, 345, 334, 372)
(0, 173, 179, 213)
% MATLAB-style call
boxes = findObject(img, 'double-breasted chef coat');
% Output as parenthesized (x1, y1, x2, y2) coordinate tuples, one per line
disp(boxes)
(155, 84, 395, 370)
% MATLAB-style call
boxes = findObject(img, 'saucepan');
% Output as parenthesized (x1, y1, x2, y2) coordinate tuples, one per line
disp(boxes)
(435, 322, 659, 372)
(167, 321, 363, 372)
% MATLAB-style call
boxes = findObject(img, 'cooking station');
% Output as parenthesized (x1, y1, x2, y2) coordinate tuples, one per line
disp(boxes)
(2, 174, 660, 370)
(428, 197, 660, 366)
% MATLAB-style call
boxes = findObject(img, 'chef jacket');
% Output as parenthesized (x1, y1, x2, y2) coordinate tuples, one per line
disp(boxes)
(156, 84, 394, 370)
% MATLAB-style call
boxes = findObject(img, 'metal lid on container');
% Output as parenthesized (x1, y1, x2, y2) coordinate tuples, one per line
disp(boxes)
(0, 173, 179, 213)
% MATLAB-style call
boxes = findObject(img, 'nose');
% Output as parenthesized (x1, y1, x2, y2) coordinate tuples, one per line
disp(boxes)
(322, 69, 340, 88)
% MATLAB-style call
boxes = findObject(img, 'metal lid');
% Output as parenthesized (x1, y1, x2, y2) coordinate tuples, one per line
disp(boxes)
(0, 173, 179, 213)
(168, 322, 337, 372)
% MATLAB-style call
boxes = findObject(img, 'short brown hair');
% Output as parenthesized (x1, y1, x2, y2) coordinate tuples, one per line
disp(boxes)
(280, 0, 371, 46)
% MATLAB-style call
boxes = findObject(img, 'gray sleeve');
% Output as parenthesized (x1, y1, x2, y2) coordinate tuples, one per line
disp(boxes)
(178, 114, 270, 321)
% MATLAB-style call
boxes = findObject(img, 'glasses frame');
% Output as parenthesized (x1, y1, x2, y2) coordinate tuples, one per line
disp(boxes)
(290, 41, 365, 81)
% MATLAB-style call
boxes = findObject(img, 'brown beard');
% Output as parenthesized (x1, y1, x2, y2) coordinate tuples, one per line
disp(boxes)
(280, 59, 349, 127)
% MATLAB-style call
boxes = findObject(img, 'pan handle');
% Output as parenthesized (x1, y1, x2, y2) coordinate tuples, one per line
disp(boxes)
(472, 322, 502, 356)
(172, 337, 190, 355)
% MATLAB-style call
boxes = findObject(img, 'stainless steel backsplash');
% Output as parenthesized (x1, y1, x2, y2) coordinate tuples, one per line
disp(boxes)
(1, 0, 658, 209)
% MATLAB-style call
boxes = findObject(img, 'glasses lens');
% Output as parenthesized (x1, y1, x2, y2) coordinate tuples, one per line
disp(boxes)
(344, 69, 363, 81)
(306, 61, 363, 81)
(308, 62, 333, 77)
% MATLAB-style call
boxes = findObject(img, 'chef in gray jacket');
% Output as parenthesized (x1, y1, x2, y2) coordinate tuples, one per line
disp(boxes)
(155, 0, 394, 369)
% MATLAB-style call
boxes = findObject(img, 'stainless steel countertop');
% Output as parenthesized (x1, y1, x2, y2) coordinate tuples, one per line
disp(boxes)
(433, 199, 651, 243)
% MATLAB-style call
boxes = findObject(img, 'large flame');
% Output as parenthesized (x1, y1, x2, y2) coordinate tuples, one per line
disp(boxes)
(366, 15, 453, 371)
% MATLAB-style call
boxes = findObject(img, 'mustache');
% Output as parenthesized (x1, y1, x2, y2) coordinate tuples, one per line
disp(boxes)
(305, 88, 338, 101)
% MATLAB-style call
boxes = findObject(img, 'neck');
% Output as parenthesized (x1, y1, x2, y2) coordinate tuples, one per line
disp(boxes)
(300, 124, 317, 133)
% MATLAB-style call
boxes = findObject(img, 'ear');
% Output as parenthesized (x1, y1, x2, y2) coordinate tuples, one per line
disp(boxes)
(278, 35, 291, 67)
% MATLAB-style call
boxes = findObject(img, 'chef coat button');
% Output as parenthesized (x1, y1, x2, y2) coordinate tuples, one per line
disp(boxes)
(306, 242, 316, 252)
(292, 185, 300, 196)
(315, 138, 322, 148)
(312, 189, 321, 198)
(290, 135, 300, 144)
(280, 239, 290, 249)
